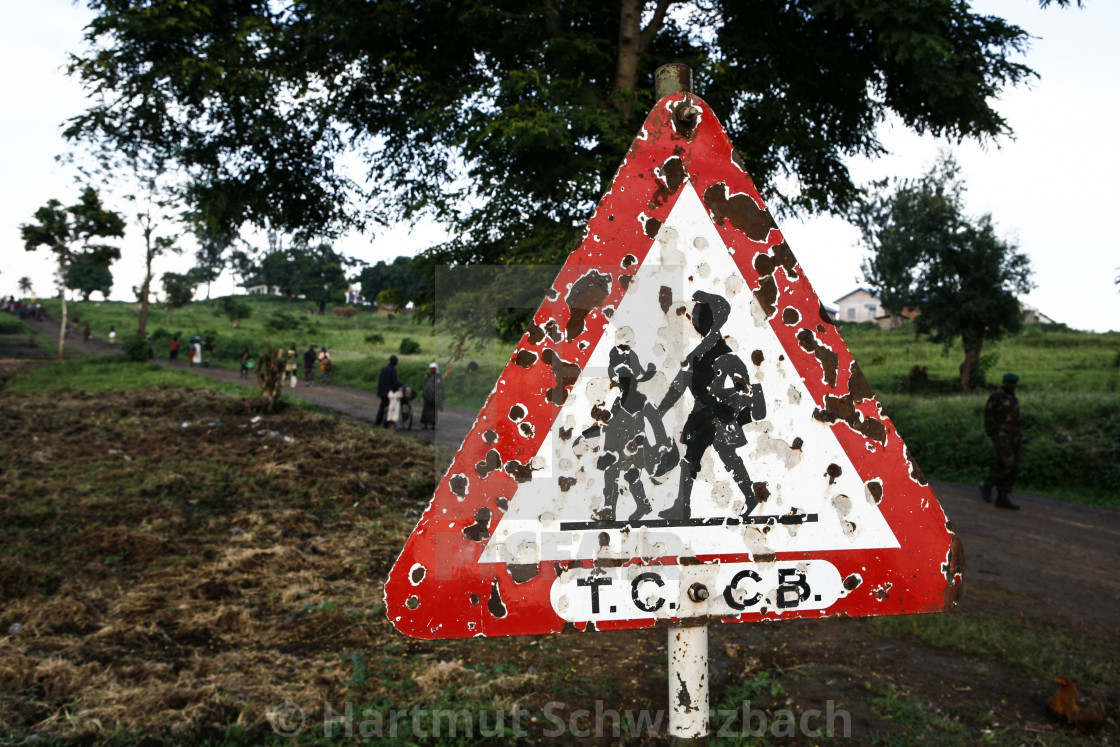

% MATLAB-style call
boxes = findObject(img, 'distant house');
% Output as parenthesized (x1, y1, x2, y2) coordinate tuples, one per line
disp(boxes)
(833, 288, 884, 324)
(239, 276, 281, 296)
(835, 287, 918, 330)
(1020, 302, 1056, 325)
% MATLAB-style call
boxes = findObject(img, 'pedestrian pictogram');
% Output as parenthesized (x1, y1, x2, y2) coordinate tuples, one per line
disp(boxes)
(385, 90, 962, 641)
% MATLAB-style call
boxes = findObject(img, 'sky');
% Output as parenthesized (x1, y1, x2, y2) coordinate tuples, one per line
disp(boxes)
(2, 1, 1117, 332)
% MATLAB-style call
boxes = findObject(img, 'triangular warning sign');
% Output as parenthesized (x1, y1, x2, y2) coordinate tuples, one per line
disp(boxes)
(385, 93, 962, 639)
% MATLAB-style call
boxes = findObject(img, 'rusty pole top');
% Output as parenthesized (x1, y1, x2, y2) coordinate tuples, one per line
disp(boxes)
(655, 63, 692, 98)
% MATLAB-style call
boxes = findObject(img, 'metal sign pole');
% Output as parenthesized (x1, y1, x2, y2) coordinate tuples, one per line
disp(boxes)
(656, 62, 710, 743)
(668, 624, 709, 740)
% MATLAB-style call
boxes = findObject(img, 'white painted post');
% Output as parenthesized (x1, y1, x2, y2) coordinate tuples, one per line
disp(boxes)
(668, 624, 709, 739)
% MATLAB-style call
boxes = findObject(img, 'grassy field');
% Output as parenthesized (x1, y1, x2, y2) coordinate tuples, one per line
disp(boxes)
(36, 296, 1120, 507)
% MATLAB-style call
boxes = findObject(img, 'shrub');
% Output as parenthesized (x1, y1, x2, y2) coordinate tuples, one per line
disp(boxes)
(120, 335, 151, 362)
(365, 333, 385, 344)
(265, 311, 302, 332)
(399, 337, 421, 355)
(332, 305, 359, 318)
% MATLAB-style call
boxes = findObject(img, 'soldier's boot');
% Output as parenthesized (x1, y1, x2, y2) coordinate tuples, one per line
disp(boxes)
(994, 490, 1020, 511)
(979, 481, 993, 503)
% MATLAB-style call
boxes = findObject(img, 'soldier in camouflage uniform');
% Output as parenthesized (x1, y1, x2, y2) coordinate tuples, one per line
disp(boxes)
(981, 372, 1021, 510)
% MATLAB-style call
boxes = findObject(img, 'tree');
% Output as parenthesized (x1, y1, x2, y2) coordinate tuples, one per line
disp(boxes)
(254, 242, 355, 310)
(217, 296, 252, 330)
(20, 187, 125, 359)
(65, 1, 1082, 270)
(854, 154, 1033, 391)
(66, 253, 114, 301)
(356, 256, 429, 307)
(17, 277, 33, 297)
(161, 271, 197, 323)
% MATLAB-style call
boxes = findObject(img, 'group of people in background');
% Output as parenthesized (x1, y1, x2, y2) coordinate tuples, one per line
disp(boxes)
(375, 355, 444, 430)
(2, 298, 44, 321)
(168, 336, 211, 366)
(244, 343, 332, 386)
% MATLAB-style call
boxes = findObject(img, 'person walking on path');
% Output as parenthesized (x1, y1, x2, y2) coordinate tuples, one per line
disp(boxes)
(375, 355, 402, 427)
(981, 372, 1023, 510)
(239, 348, 252, 378)
(108, 325, 117, 345)
(284, 343, 298, 388)
(318, 346, 332, 383)
(83, 323, 91, 342)
(169, 337, 180, 363)
(420, 362, 445, 430)
(386, 385, 404, 429)
(303, 345, 317, 386)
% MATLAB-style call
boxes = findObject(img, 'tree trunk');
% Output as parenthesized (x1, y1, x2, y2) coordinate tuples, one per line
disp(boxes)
(612, 0, 674, 120)
(57, 257, 69, 361)
(138, 248, 154, 337)
(959, 339, 983, 392)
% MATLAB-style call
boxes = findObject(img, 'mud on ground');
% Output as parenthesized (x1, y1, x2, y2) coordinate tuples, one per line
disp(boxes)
(0, 387, 1117, 745)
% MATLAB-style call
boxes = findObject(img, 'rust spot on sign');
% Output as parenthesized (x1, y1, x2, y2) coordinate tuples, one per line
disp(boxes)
(866, 480, 883, 504)
(826, 464, 842, 485)
(782, 307, 800, 326)
(659, 286, 673, 314)
(813, 395, 887, 445)
(843, 574, 862, 591)
(541, 348, 581, 406)
(487, 580, 507, 618)
(651, 156, 687, 208)
(410, 566, 426, 584)
(754, 277, 778, 318)
(519, 422, 534, 438)
(514, 349, 538, 368)
(449, 474, 469, 498)
(509, 404, 526, 422)
(644, 217, 663, 239)
(508, 564, 538, 584)
(751, 349, 764, 366)
(504, 459, 534, 483)
(483, 429, 498, 444)
(462, 507, 491, 542)
(475, 449, 502, 478)
(906, 446, 928, 486)
(702, 183, 777, 242)
(558, 476, 577, 492)
(565, 270, 611, 340)
(941, 531, 965, 608)
(796, 329, 839, 387)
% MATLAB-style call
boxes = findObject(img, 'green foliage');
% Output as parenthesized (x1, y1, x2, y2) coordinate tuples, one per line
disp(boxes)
(19, 186, 126, 357)
(265, 310, 303, 332)
(160, 271, 197, 322)
(66, 253, 114, 301)
(120, 334, 150, 362)
(364, 333, 384, 344)
(399, 337, 421, 355)
(854, 154, 1033, 390)
(67, 1, 1053, 268)
(357, 256, 429, 308)
(217, 296, 252, 328)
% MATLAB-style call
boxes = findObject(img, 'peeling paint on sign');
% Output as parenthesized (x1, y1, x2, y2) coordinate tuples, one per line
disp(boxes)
(384, 93, 962, 639)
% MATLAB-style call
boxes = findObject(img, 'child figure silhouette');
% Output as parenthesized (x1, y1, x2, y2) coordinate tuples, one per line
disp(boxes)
(578, 345, 679, 522)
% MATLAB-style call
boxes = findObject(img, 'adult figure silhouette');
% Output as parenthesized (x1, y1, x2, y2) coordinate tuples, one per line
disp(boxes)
(658, 290, 765, 521)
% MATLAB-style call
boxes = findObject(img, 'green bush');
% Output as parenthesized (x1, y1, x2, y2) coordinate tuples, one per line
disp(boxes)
(399, 337, 421, 355)
(365, 333, 385, 344)
(265, 311, 302, 332)
(120, 335, 151, 362)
